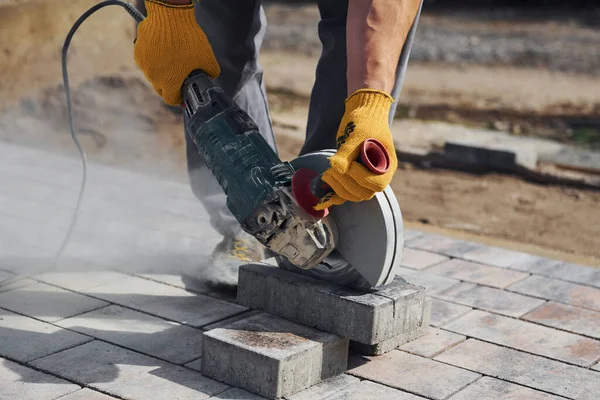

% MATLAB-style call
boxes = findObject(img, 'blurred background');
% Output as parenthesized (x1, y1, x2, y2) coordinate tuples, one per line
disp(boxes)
(0, 0, 599, 267)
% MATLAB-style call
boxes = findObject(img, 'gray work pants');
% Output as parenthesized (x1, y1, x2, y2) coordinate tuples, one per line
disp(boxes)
(186, 0, 423, 238)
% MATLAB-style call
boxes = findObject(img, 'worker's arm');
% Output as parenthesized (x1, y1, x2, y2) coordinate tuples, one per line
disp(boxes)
(316, 0, 421, 210)
(134, 0, 219, 105)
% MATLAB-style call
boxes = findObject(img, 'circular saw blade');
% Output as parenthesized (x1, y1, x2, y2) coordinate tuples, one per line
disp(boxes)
(277, 150, 404, 289)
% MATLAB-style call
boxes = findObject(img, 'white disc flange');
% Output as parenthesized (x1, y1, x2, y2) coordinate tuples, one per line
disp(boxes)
(277, 150, 404, 289)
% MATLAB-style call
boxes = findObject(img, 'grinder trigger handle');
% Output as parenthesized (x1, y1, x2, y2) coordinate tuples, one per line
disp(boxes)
(291, 139, 391, 219)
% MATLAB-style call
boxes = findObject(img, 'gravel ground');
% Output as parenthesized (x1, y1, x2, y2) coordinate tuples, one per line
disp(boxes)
(262, 3, 600, 76)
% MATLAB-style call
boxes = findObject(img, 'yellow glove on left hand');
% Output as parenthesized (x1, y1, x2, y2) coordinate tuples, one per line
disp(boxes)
(315, 89, 398, 211)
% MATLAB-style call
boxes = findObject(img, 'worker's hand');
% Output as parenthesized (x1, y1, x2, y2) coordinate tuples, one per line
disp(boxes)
(315, 89, 398, 211)
(134, 0, 220, 106)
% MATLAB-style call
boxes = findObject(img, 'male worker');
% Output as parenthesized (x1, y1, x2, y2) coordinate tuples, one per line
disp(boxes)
(133, 0, 423, 286)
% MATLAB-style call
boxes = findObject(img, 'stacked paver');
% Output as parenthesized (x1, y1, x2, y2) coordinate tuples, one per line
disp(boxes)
(0, 142, 599, 400)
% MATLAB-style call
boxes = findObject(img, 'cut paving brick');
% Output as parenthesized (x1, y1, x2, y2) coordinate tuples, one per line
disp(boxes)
(405, 234, 484, 257)
(433, 282, 545, 317)
(0, 282, 108, 322)
(31, 340, 229, 400)
(395, 266, 459, 294)
(58, 388, 120, 400)
(508, 257, 600, 288)
(287, 375, 360, 400)
(348, 350, 480, 400)
(435, 339, 600, 399)
(327, 380, 426, 400)
(444, 310, 600, 367)
(33, 270, 128, 292)
(429, 299, 472, 327)
(58, 305, 204, 364)
(522, 302, 600, 339)
(448, 377, 564, 400)
(0, 308, 91, 362)
(201, 313, 348, 399)
(459, 246, 533, 268)
(0, 357, 81, 400)
(237, 263, 428, 347)
(425, 259, 529, 288)
(399, 327, 466, 358)
(400, 248, 449, 270)
(84, 275, 247, 328)
(507, 275, 600, 311)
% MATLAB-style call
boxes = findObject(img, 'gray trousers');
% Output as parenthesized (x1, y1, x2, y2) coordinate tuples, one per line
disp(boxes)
(186, 0, 423, 238)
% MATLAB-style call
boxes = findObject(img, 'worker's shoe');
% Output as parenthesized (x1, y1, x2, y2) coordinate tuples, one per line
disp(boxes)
(203, 231, 265, 288)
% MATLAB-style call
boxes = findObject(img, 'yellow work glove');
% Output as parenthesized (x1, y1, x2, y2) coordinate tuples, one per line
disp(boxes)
(134, 0, 220, 106)
(315, 89, 398, 211)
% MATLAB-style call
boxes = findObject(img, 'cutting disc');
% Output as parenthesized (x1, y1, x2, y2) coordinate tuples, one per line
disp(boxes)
(276, 150, 404, 289)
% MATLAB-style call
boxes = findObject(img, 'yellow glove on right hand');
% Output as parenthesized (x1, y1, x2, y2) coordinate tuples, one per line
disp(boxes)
(134, 0, 220, 106)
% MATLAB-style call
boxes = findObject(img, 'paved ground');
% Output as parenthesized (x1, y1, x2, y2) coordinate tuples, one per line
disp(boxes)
(0, 141, 599, 400)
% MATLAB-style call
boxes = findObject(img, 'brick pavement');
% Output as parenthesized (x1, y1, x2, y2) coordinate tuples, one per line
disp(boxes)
(0, 142, 599, 399)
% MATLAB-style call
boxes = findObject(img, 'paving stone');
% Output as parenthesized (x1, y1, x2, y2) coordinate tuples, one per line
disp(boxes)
(203, 310, 262, 331)
(429, 299, 472, 327)
(0, 357, 80, 400)
(399, 327, 466, 358)
(448, 377, 564, 400)
(0, 269, 15, 283)
(201, 313, 348, 399)
(237, 263, 426, 346)
(523, 302, 600, 339)
(444, 310, 600, 367)
(507, 275, 600, 311)
(84, 276, 247, 328)
(0, 277, 37, 294)
(58, 305, 204, 364)
(210, 387, 267, 399)
(593, 362, 600, 371)
(396, 267, 459, 294)
(287, 374, 359, 400)
(400, 248, 449, 270)
(509, 257, 600, 288)
(0, 308, 91, 362)
(0, 282, 108, 323)
(426, 259, 529, 288)
(58, 388, 120, 399)
(348, 350, 480, 400)
(433, 282, 545, 317)
(435, 339, 600, 399)
(33, 270, 128, 292)
(403, 229, 424, 241)
(460, 246, 533, 268)
(327, 380, 425, 400)
(31, 340, 229, 400)
(405, 234, 484, 257)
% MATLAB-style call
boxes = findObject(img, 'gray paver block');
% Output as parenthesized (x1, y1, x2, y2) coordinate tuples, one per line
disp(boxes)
(328, 380, 425, 400)
(448, 377, 564, 400)
(58, 388, 120, 399)
(31, 340, 229, 400)
(459, 246, 533, 268)
(0, 269, 15, 283)
(443, 140, 538, 170)
(348, 350, 480, 400)
(593, 362, 600, 371)
(33, 270, 129, 292)
(210, 387, 267, 399)
(429, 299, 472, 327)
(403, 230, 424, 241)
(237, 263, 427, 346)
(0, 277, 37, 294)
(0, 308, 91, 362)
(0, 357, 80, 400)
(400, 248, 449, 270)
(396, 267, 459, 294)
(523, 301, 600, 339)
(399, 327, 466, 358)
(58, 305, 204, 364)
(507, 275, 600, 311)
(287, 374, 359, 400)
(203, 310, 262, 331)
(435, 339, 600, 399)
(425, 259, 529, 288)
(0, 282, 108, 322)
(433, 282, 545, 317)
(444, 310, 600, 367)
(405, 234, 484, 257)
(201, 313, 348, 399)
(509, 257, 600, 288)
(84, 275, 247, 327)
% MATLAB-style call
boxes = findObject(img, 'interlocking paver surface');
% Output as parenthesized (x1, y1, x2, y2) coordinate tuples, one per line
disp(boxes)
(1, 142, 599, 400)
